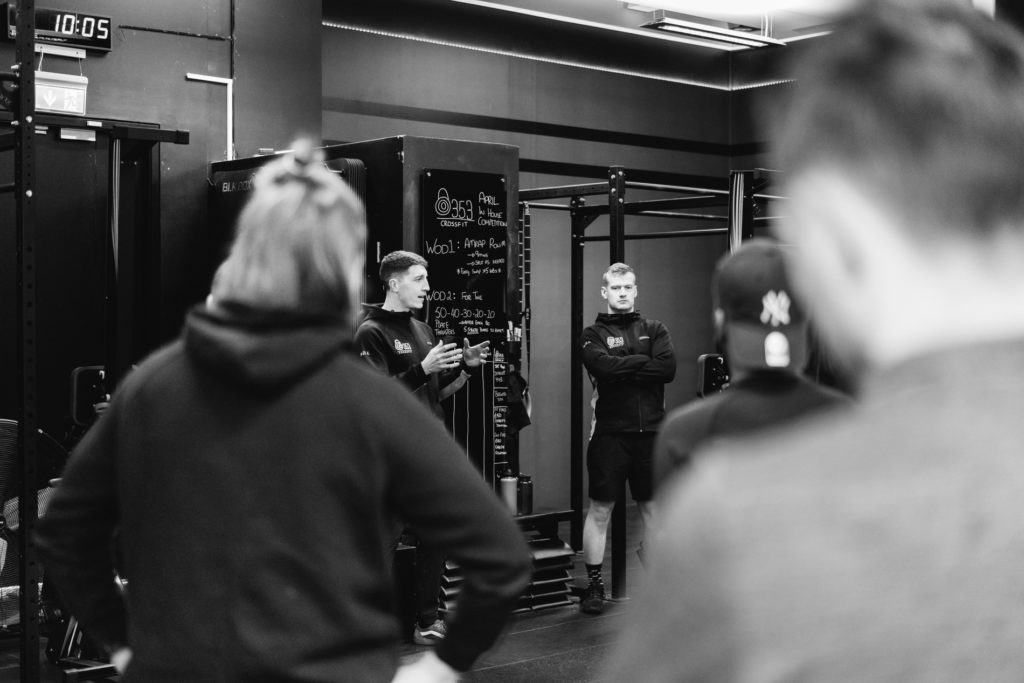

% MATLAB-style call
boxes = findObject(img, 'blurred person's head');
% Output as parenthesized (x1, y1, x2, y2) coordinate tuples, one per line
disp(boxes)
(379, 250, 430, 312)
(772, 0, 1024, 374)
(601, 263, 637, 314)
(210, 139, 366, 324)
(713, 239, 809, 376)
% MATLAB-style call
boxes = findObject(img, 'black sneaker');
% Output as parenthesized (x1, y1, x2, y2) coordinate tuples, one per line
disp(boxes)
(579, 583, 605, 614)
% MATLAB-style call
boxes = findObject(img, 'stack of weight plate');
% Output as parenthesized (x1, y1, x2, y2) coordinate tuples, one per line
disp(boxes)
(439, 531, 574, 615)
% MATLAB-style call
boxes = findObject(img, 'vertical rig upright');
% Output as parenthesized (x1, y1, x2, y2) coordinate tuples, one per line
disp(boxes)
(12, 0, 42, 679)
(606, 166, 628, 600)
(568, 196, 588, 552)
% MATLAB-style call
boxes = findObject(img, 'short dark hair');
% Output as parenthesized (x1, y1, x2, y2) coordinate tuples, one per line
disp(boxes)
(379, 250, 427, 288)
(773, 0, 1024, 240)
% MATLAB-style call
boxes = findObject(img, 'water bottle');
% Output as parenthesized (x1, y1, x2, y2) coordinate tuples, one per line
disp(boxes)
(499, 470, 518, 515)
(517, 474, 533, 516)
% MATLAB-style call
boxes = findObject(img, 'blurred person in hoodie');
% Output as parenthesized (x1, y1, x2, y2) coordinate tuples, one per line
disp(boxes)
(35, 140, 531, 683)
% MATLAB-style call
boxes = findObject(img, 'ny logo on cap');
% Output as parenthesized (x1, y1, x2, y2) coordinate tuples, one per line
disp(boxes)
(760, 290, 791, 327)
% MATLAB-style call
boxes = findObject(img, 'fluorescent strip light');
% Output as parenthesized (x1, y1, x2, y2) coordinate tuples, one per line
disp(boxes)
(645, 15, 786, 47)
(656, 24, 769, 48)
(625, 0, 847, 15)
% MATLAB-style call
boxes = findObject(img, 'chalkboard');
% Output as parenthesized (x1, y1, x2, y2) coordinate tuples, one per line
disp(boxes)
(420, 169, 508, 342)
(420, 169, 512, 483)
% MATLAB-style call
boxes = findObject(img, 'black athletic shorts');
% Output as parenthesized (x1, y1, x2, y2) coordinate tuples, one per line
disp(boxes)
(586, 432, 656, 503)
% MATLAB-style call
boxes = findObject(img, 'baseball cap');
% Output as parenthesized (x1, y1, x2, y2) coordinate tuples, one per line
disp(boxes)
(713, 238, 808, 371)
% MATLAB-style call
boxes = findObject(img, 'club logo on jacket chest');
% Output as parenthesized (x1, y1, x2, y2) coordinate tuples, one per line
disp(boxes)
(607, 336, 625, 349)
(394, 339, 413, 354)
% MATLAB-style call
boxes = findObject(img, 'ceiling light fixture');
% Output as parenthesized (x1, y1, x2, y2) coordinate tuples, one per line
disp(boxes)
(643, 14, 786, 48)
(448, 0, 739, 51)
(624, 0, 848, 16)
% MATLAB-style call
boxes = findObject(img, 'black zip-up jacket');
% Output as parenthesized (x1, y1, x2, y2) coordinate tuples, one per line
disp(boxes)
(581, 311, 676, 434)
(355, 304, 462, 421)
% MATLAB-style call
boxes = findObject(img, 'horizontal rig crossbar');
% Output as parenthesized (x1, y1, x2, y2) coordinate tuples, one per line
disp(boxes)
(519, 182, 608, 201)
(581, 227, 728, 242)
(522, 202, 573, 211)
(624, 195, 726, 212)
(625, 181, 729, 196)
(0, 111, 190, 145)
(522, 201, 727, 223)
(520, 180, 730, 202)
(631, 211, 725, 221)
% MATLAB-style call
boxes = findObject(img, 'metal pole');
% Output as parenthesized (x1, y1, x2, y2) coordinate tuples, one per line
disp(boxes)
(15, 0, 42, 679)
(728, 170, 755, 252)
(569, 197, 586, 551)
(625, 180, 730, 196)
(608, 166, 626, 263)
(520, 204, 531, 370)
(606, 166, 629, 600)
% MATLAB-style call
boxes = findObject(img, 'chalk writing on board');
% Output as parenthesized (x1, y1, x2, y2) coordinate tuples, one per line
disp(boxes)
(421, 169, 508, 342)
(422, 169, 516, 482)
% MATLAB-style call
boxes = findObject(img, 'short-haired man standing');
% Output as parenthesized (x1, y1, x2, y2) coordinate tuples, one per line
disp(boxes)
(356, 250, 489, 419)
(356, 250, 491, 646)
(578, 263, 675, 614)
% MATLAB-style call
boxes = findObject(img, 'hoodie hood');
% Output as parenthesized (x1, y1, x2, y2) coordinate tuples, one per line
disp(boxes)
(359, 302, 417, 324)
(595, 311, 641, 326)
(184, 302, 352, 394)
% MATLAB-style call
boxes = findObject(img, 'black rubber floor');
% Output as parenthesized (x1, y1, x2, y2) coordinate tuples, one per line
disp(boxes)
(3, 505, 646, 682)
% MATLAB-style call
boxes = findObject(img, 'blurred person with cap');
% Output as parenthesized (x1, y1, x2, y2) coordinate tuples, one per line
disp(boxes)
(608, 1, 1024, 680)
(654, 237, 849, 486)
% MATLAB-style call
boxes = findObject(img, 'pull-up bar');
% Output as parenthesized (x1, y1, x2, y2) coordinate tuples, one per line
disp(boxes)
(581, 227, 728, 242)
(627, 181, 730, 196)
(520, 179, 730, 202)
(525, 198, 728, 220)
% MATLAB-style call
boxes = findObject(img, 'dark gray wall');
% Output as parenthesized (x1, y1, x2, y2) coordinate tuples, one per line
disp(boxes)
(2, 0, 320, 332)
(322, 2, 737, 512)
(4, 0, 800, 511)
(1, 0, 321, 437)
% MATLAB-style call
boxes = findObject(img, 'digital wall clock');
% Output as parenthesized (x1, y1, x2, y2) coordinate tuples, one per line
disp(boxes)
(3, 3, 113, 52)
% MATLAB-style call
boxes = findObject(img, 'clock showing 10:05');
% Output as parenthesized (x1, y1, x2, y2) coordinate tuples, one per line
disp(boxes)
(3, 3, 113, 52)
